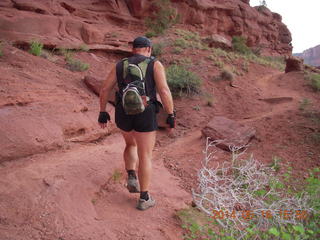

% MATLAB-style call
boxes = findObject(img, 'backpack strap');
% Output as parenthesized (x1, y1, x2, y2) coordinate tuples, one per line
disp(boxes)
(137, 58, 151, 79)
(122, 58, 129, 79)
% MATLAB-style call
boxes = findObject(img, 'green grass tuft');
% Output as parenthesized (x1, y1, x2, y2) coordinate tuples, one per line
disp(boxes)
(66, 58, 89, 72)
(152, 42, 164, 57)
(232, 36, 252, 55)
(29, 40, 43, 56)
(166, 64, 202, 97)
(145, 0, 179, 36)
(309, 73, 320, 91)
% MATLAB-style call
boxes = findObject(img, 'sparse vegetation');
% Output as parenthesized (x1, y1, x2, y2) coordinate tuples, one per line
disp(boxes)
(178, 140, 320, 240)
(166, 64, 202, 97)
(29, 40, 43, 56)
(0, 41, 3, 57)
(56, 47, 89, 72)
(174, 38, 188, 49)
(172, 47, 183, 54)
(152, 42, 164, 57)
(111, 169, 122, 183)
(299, 98, 312, 111)
(78, 44, 89, 52)
(174, 29, 208, 51)
(232, 36, 251, 55)
(308, 73, 320, 91)
(202, 92, 214, 107)
(175, 29, 200, 41)
(66, 58, 89, 72)
(145, 0, 179, 36)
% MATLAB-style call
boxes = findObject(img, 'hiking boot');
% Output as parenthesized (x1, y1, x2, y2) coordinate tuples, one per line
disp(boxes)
(126, 175, 140, 193)
(136, 196, 156, 211)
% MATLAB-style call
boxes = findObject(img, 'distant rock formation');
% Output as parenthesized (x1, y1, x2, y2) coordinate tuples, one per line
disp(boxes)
(294, 44, 320, 67)
(0, 0, 292, 55)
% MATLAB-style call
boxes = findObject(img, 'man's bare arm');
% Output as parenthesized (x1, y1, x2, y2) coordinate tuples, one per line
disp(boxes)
(100, 65, 116, 112)
(154, 61, 174, 114)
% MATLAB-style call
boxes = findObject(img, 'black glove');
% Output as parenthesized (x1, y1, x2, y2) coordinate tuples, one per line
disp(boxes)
(98, 112, 111, 123)
(166, 113, 175, 128)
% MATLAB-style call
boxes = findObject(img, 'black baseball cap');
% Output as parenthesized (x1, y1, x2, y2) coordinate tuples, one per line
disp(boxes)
(132, 36, 152, 48)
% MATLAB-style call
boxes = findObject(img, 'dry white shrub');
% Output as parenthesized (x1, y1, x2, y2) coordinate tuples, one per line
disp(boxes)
(192, 138, 313, 239)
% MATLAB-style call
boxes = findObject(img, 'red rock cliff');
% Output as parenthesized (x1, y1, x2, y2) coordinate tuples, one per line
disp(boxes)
(0, 0, 292, 55)
(295, 45, 320, 67)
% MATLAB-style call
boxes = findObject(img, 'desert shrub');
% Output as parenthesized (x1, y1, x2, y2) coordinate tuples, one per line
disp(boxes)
(66, 58, 89, 72)
(166, 64, 201, 97)
(308, 73, 320, 91)
(172, 47, 183, 54)
(145, 0, 179, 35)
(145, 31, 157, 38)
(29, 40, 43, 56)
(299, 98, 312, 111)
(173, 38, 188, 49)
(58, 48, 73, 61)
(175, 29, 200, 41)
(78, 44, 89, 52)
(180, 140, 320, 240)
(232, 36, 251, 55)
(152, 42, 164, 57)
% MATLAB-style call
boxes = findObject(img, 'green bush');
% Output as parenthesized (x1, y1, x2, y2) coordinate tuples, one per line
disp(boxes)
(66, 58, 89, 72)
(145, 0, 179, 35)
(175, 29, 200, 41)
(152, 42, 164, 57)
(29, 40, 43, 56)
(309, 73, 320, 91)
(145, 31, 157, 38)
(166, 64, 201, 97)
(232, 36, 251, 55)
(173, 38, 188, 49)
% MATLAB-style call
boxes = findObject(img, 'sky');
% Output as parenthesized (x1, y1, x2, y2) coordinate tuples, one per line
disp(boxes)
(250, 0, 320, 53)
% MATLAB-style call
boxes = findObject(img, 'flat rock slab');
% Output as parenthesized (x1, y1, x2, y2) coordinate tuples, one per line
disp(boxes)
(202, 116, 256, 151)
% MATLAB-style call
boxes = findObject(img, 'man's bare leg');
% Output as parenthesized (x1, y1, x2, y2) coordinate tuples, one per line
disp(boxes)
(132, 131, 156, 192)
(121, 131, 138, 171)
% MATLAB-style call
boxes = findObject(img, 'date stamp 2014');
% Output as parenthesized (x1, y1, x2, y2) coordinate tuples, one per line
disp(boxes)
(212, 209, 309, 221)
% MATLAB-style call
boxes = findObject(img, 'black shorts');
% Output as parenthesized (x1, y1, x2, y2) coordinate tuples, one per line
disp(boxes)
(115, 102, 158, 132)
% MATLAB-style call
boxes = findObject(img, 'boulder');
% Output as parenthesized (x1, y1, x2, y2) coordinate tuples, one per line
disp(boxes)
(285, 56, 304, 73)
(81, 24, 105, 44)
(202, 116, 256, 151)
(202, 34, 232, 50)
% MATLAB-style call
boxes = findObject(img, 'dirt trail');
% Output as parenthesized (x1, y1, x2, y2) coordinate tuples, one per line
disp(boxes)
(240, 73, 302, 122)
(0, 133, 190, 240)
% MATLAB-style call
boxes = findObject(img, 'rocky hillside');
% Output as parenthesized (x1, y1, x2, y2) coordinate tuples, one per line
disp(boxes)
(0, 0, 292, 55)
(0, 0, 293, 162)
(294, 44, 320, 67)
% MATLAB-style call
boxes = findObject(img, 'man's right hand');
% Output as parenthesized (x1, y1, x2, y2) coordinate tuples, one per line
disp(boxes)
(98, 112, 111, 129)
(166, 113, 175, 128)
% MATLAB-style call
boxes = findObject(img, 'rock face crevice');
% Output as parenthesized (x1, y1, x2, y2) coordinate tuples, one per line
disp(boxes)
(0, 0, 292, 55)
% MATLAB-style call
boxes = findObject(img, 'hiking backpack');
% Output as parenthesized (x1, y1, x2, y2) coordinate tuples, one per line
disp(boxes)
(120, 57, 153, 115)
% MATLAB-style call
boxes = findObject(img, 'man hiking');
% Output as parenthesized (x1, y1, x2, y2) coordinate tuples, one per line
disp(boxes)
(98, 36, 175, 210)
